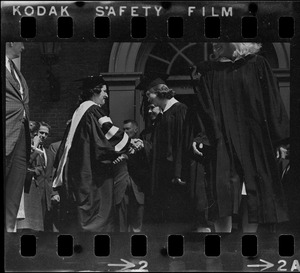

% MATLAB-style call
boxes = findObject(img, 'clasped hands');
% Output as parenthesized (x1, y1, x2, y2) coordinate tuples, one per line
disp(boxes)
(113, 139, 144, 164)
(129, 138, 144, 153)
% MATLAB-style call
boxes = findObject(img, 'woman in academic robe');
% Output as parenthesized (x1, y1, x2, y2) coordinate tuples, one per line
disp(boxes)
(141, 75, 188, 223)
(53, 76, 130, 232)
(191, 43, 289, 232)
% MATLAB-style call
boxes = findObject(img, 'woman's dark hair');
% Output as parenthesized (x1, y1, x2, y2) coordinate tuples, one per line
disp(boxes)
(149, 84, 175, 99)
(78, 84, 108, 104)
(39, 121, 51, 131)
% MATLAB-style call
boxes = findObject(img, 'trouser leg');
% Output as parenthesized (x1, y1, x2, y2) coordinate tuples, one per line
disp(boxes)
(6, 125, 27, 232)
(129, 189, 144, 232)
(116, 194, 129, 232)
(214, 216, 232, 233)
(241, 197, 258, 233)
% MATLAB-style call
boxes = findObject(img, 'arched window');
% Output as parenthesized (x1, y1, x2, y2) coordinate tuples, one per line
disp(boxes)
(143, 42, 281, 77)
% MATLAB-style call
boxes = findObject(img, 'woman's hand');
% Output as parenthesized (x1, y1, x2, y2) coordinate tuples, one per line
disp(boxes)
(171, 177, 186, 186)
(192, 141, 204, 156)
(113, 154, 128, 164)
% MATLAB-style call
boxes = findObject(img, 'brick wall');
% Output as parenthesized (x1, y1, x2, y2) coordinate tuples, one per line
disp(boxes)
(22, 42, 113, 146)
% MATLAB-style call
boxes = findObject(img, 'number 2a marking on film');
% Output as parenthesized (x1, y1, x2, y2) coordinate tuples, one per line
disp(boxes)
(278, 260, 300, 272)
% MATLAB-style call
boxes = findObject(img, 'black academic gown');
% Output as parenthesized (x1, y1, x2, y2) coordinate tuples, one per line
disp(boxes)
(152, 102, 187, 188)
(140, 122, 157, 191)
(57, 104, 130, 232)
(151, 102, 188, 221)
(184, 100, 215, 217)
(192, 54, 289, 224)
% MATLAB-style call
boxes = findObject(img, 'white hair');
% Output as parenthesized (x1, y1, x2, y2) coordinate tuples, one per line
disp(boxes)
(232, 43, 262, 57)
(211, 43, 262, 61)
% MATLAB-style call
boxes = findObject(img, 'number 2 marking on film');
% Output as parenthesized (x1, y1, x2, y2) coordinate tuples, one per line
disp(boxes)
(107, 259, 148, 272)
(278, 260, 287, 271)
(138, 261, 148, 270)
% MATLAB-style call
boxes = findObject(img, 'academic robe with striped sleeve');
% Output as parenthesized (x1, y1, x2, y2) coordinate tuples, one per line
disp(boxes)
(59, 104, 130, 232)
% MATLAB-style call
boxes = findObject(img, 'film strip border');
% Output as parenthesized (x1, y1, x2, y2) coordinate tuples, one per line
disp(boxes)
(1, 2, 298, 41)
(19, 234, 295, 258)
(15, 16, 295, 40)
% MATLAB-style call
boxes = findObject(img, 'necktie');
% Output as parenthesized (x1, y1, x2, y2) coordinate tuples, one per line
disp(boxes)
(39, 145, 46, 168)
(9, 59, 21, 90)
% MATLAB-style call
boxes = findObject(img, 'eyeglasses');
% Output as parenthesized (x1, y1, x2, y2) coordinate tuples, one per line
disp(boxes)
(39, 131, 49, 136)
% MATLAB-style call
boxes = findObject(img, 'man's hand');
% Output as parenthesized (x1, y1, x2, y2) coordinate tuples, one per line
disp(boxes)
(276, 146, 289, 160)
(192, 141, 204, 156)
(31, 146, 43, 155)
(51, 194, 60, 204)
(33, 166, 43, 176)
(171, 177, 186, 186)
(32, 135, 42, 149)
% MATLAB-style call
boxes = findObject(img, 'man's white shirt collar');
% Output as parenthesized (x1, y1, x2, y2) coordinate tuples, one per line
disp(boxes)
(6, 56, 11, 72)
(41, 146, 47, 167)
(163, 97, 179, 113)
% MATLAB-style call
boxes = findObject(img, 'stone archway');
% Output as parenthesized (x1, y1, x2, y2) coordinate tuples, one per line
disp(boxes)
(109, 42, 142, 73)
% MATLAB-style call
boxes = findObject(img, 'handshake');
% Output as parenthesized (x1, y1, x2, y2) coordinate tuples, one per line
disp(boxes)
(113, 138, 144, 165)
(129, 138, 144, 154)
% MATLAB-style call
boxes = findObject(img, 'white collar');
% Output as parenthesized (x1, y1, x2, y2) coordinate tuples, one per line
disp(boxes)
(163, 97, 178, 113)
(218, 53, 251, 63)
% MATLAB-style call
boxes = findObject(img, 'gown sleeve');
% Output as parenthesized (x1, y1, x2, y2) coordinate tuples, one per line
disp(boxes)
(172, 104, 187, 178)
(257, 55, 290, 146)
(89, 109, 131, 162)
(193, 71, 221, 146)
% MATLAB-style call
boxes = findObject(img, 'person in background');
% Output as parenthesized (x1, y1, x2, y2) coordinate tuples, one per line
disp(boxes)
(139, 103, 161, 144)
(15, 121, 41, 232)
(17, 122, 52, 232)
(46, 120, 73, 232)
(6, 42, 31, 232)
(29, 121, 40, 138)
(52, 75, 131, 232)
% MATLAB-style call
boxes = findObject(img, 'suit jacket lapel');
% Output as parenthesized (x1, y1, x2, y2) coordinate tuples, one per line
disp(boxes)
(6, 67, 23, 100)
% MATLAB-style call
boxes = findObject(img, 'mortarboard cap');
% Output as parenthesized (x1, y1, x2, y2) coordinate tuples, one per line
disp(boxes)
(75, 75, 106, 90)
(136, 72, 169, 91)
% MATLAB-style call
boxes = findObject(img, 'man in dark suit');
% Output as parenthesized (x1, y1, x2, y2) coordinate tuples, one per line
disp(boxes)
(113, 120, 147, 232)
(44, 140, 61, 231)
(5, 42, 31, 232)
